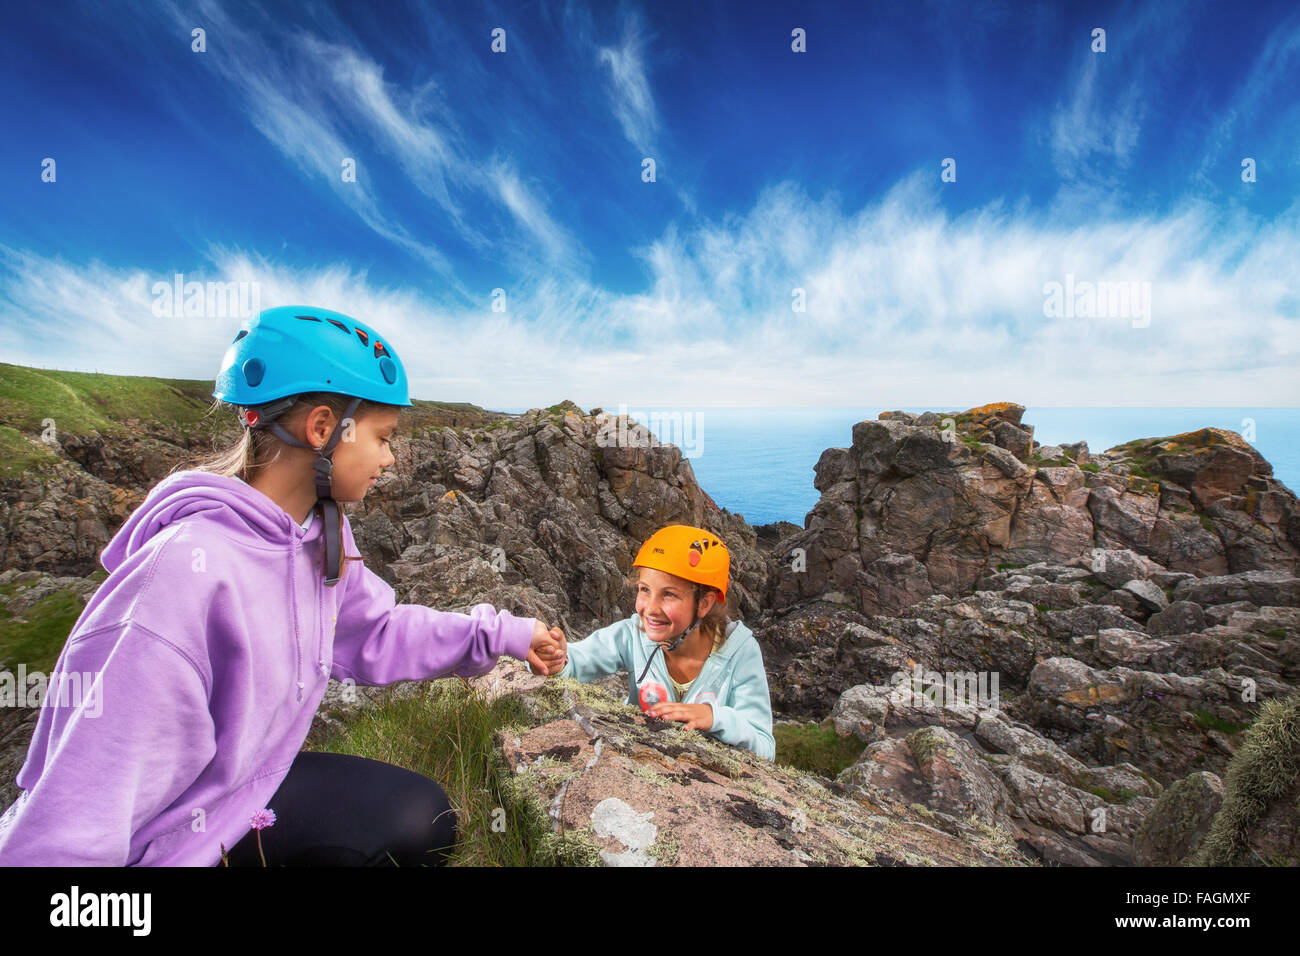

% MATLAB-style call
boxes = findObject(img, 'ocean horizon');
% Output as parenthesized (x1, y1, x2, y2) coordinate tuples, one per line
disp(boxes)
(502, 405, 1300, 527)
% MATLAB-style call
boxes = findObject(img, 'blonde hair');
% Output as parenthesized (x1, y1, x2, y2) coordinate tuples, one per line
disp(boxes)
(179, 392, 397, 586)
(630, 567, 731, 645)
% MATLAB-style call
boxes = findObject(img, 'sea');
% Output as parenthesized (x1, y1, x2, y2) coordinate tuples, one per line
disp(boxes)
(502, 406, 1300, 528)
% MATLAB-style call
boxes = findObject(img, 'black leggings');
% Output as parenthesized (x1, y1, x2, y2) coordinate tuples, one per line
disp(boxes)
(223, 751, 457, 867)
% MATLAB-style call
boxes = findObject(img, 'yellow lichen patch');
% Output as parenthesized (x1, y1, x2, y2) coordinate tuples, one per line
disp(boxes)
(1126, 475, 1159, 496)
(1061, 684, 1126, 706)
(1162, 427, 1247, 451)
(964, 401, 1022, 420)
(629, 763, 673, 788)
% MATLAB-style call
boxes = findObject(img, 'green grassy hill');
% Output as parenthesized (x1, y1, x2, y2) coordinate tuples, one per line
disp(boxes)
(0, 362, 218, 433)
(0, 362, 514, 477)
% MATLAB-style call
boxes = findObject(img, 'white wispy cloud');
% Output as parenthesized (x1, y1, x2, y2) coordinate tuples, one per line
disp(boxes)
(160, 0, 464, 289)
(597, 15, 660, 155)
(309, 37, 472, 236)
(157, 0, 594, 290)
(1195, 13, 1300, 187)
(0, 244, 251, 377)
(487, 160, 583, 266)
(1049, 55, 1144, 181)
(1044, 7, 1195, 186)
(3, 172, 1296, 409)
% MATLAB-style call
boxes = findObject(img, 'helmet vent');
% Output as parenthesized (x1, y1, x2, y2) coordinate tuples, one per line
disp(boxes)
(242, 357, 266, 387)
(326, 318, 350, 334)
(232, 329, 248, 343)
(354, 328, 369, 346)
(374, 341, 390, 359)
(294, 314, 320, 322)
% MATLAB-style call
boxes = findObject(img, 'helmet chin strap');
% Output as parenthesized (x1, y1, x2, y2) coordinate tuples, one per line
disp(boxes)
(258, 396, 362, 586)
(665, 618, 699, 651)
(636, 611, 702, 685)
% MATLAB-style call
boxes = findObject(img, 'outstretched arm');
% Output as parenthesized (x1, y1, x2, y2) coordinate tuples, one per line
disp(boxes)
(329, 520, 536, 685)
(557, 618, 633, 682)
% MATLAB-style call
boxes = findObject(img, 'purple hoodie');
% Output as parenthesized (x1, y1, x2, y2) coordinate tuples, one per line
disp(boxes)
(0, 469, 536, 866)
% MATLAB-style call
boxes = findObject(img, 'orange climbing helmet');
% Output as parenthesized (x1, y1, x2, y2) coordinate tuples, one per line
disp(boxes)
(633, 525, 730, 601)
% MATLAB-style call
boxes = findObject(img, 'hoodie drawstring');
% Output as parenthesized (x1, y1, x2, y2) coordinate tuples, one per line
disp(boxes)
(317, 551, 329, 678)
(290, 524, 304, 703)
(636, 616, 699, 685)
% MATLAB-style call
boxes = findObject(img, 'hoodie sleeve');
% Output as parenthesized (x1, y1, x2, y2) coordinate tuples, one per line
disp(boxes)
(556, 619, 632, 682)
(704, 642, 776, 761)
(330, 533, 536, 685)
(0, 622, 217, 866)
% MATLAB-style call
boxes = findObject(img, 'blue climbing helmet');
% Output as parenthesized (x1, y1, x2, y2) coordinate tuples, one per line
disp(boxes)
(212, 305, 413, 585)
(214, 305, 412, 408)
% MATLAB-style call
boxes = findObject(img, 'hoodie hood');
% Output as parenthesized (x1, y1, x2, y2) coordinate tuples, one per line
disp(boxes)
(102, 469, 312, 573)
(713, 619, 753, 660)
(99, 469, 323, 704)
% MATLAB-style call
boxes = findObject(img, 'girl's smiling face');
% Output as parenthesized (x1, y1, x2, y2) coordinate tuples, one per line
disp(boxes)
(635, 567, 716, 644)
(323, 406, 399, 503)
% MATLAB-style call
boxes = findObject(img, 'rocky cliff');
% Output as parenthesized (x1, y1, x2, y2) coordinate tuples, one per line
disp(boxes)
(1, 381, 1296, 866)
(768, 401, 1298, 618)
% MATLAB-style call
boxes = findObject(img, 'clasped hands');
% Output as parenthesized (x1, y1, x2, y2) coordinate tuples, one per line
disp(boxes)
(526, 621, 568, 676)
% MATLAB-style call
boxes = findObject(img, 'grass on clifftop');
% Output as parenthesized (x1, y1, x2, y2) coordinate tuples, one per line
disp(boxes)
(0, 424, 60, 478)
(1191, 693, 1300, 866)
(0, 362, 217, 435)
(774, 719, 867, 778)
(310, 679, 562, 866)
(0, 575, 104, 673)
(0, 362, 506, 442)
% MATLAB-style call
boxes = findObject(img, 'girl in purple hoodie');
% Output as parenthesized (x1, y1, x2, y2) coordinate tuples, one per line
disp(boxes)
(0, 306, 566, 866)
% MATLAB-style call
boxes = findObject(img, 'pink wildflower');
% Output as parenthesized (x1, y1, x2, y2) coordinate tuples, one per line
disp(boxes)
(249, 808, 277, 830)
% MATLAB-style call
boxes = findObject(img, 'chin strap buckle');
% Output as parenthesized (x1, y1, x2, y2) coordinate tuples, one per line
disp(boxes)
(636, 616, 700, 684)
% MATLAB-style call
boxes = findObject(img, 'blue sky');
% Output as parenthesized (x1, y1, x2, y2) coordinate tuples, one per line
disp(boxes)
(1, 0, 1297, 408)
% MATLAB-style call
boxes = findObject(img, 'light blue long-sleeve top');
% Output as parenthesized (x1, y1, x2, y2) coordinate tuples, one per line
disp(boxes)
(559, 614, 775, 760)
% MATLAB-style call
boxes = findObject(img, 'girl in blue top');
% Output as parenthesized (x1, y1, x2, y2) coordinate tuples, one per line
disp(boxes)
(557, 525, 775, 760)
